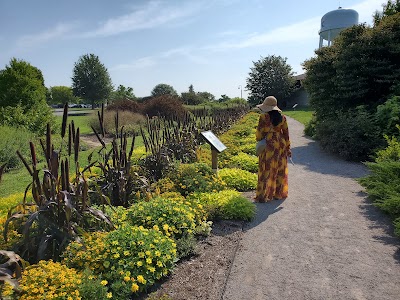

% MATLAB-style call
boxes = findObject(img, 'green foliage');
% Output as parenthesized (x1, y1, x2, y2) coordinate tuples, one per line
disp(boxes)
(227, 152, 258, 173)
(72, 53, 113, 108)
(79, 269, 110, 300)
(0, 58, 46, 109)
(63, 226, 177, 299)
(5, 108, 113, 263)
(110, 84, 136, 102)
(151, 83, 178, 97)
(190, 189, 256, 221)
(316, 107, 383, 161)
(246, 55, 295, 106)
(304, 115, 317, 138)
(0, 102, 55, 135)
(218, 168, 257, 191)
(303, 12, 400, 161)
(175, 233, 197, 259)
(375, 96, 400, 137)
(127, 196, 207, 239)
(181, 92, 205, 105)
(374, 0, 400, 25)
(359, 161, 400, 218)
(375, 130, 400, 162)
(166, 162, 226, 196)
(49, 85, 79, 105)
(0, 126, 33, 170)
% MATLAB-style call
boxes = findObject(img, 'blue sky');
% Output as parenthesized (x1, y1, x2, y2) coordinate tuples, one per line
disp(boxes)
(0, 0, 385, 99)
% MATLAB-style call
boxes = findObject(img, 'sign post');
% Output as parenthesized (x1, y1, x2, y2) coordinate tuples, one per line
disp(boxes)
(201, 131, 227, 173)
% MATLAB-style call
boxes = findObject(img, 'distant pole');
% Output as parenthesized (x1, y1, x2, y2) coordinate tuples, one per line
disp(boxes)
(238, 85, 242, 99)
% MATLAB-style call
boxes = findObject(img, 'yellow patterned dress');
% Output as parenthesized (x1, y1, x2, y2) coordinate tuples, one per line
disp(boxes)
(255, 113, 290, 202)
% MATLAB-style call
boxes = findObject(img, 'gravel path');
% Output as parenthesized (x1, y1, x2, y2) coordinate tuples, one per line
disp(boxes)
(222, 117, 400, 300)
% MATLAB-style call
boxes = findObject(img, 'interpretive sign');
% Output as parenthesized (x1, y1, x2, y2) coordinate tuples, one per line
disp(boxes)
(201, 131, 227, 153)
(201, 131, 227, 172)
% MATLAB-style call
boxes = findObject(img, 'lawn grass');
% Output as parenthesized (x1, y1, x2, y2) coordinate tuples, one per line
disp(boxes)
(54, 112, 96, 135)
(0, 135, 145, 198)
(283, 107, 314, 125)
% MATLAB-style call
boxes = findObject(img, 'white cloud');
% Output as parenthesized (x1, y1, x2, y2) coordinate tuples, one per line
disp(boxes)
(111, 56, 157, 70)
(85, 1, 206, 37)
(350, 0, 384, 24)
(206, 17, 320, 51)
(17, 22, 79, 47)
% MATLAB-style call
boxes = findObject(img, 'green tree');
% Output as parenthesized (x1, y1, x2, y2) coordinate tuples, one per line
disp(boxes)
(49, 86, 79, 105)
(246, 55, 295, 106)
(0, 58, 46, 109)
(151, 83, 178, 97)
(374, 0, 400, 25)
(0, 58, 54, 134)
(110, 84, 136, 102)
(197, 91, 215, 102)
(218, 94, 230, 102)
(72, 53, 112, 109)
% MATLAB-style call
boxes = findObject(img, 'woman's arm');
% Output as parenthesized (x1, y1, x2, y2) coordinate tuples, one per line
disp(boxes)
(256, 114, 266, 141)
(282, 115, 291, 156)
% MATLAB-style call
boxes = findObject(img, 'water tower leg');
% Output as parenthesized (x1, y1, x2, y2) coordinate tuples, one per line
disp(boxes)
(319, 36, 323, 48)
(328, 30, 331, 46)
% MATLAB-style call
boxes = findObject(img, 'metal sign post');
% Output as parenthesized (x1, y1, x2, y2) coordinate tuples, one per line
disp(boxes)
(200, 131, 227, 173)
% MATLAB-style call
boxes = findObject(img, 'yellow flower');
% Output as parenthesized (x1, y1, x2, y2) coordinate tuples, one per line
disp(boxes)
(124, 276, 131, 282)
(155, 250, 161, 257)
(101, 280, 108, 286)
(137, 275, 146, 284)
(153, 225, 159, 231)
(107, 292, 113, 298)
(146, 258, 152, 264)
(124, 250, 130, 256)
(137, 261, 143, 267)
(138, 252, 145, 258)
(163, 224, 169, 231)
(131, 283, 139, 293)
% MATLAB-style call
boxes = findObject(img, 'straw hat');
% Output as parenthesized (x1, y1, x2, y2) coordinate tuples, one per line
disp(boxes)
(256, 96, 282, 112)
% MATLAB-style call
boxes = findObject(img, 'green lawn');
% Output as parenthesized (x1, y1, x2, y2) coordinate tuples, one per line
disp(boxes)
(283, 107, 314, 125)
(0, 135, 144, 198)
(54, 112, 96, 135)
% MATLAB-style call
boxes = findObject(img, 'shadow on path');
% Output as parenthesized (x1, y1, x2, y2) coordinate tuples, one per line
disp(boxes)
(244, 200, 285, 231)
(291, 138, 367, 179)
(358, 192, 400, 263)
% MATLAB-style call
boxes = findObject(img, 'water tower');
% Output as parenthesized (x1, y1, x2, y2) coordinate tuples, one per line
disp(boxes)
(319, 7, 359, 48)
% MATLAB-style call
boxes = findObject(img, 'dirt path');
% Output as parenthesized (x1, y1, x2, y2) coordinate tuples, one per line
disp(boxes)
(222, 117, 400, 300)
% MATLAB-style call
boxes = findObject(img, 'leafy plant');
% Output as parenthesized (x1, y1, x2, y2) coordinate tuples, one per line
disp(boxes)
(218, 168, 257, 191)
(227, 152, 258, 173)
(127, 196, 207, 239)
(92, 107, 150, 207)
(375, 130, 400, 162)
(166, 162, 225, 196)
(63, 226, 177, 299)
(190, 190, 256, 221)
(4, 105, 113, 263)
(0, 250, 27, 296)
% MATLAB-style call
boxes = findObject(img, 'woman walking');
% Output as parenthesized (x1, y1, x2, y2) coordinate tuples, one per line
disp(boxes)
(255, 96, 291, 202)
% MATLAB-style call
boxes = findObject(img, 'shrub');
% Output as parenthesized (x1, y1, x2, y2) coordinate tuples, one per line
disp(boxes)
(90, 110, 146, 136)
(3, 260, 84, 299)
(316, 107, 383, 161)
(228, 152, 258, 173)
(304, 115, 317, 138)
(358, 161, 400, 217)
(375, 95, 400, 137)
(63, 226, 176, 299)
(142, 95, 187, 120)
(190, 189, 256, 221)
(127, 196, 207, 239)
(0, 103, 56, 135)
(375, 128, 400, 163)
(0, 126, 34, 170)
(166, 162, 226, 196)
(106, 98, 141, 113)
(218, 168, 257, 191)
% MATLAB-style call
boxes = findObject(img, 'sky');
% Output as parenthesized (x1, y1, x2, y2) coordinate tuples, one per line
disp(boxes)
(0, 0, 386, 99)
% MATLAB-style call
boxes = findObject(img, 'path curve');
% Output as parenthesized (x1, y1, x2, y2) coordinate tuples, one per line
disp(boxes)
(222, 117, 400, 300)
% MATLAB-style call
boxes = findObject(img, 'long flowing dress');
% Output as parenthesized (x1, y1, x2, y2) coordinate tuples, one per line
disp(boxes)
(255, 113, 290, 202)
